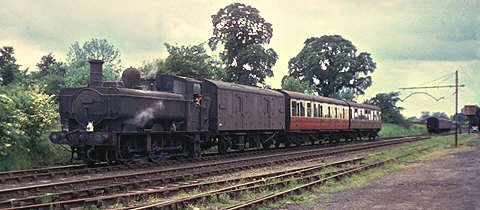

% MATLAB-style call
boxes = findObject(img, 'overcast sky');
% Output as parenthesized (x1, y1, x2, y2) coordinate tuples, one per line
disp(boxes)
(1, 0, 479, 118)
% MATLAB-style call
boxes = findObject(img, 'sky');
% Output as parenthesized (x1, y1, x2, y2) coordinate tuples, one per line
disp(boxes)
(0, 0, 479, 118)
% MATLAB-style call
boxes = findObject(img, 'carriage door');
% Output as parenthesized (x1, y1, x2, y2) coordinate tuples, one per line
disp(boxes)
(264, 97, 272, 129)
(233, 94, 247, 129)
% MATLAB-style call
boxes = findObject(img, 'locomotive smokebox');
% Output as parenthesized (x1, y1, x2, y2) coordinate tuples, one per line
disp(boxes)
(89, 59, 104, 87)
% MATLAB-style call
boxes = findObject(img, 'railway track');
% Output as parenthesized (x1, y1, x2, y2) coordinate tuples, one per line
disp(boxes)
(4, 135, 429, 209)
(0, 133, 443, 185)
(128, 146, 432, 210)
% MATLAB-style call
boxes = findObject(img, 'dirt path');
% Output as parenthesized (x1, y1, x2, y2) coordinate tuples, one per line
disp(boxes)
(286, 135, 480, 210)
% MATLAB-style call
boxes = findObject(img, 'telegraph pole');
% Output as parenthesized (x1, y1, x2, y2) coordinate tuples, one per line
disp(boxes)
(399, 71, 464, 147)
(455, 71, 458, 147)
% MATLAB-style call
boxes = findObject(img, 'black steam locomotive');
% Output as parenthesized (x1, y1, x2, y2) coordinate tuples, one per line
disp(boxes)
(51, 60, 381, 164)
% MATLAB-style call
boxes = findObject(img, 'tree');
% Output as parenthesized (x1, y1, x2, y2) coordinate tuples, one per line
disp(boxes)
(0, 46, 21, 86)
(162, 43, 224, 79)
(431, 112, 449, 119)
(139, 58, 165, 77)
(420, 111, 430, 120)
(288, 35, 376, 97)
(281, 75, 316, 94)
(209, 3, 278, 86)
(31, 53, 66, 97)
(65, 38, 122, 87)
(364, 92, 409, 127)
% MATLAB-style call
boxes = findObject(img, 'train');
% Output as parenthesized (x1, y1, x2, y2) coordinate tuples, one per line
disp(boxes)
(50, 60, 382, 164)
(426, 117, 452, 133)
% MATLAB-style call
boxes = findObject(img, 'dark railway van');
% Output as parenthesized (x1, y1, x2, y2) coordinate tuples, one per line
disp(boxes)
(203, 79, 285, 132)
(426, 117, 452, 133)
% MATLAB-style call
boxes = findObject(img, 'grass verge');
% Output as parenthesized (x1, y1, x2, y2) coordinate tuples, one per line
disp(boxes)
(378, 123, 428, 137)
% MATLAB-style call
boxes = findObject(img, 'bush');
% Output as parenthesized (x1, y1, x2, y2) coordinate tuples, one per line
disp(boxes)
(0, 84, 69, 171)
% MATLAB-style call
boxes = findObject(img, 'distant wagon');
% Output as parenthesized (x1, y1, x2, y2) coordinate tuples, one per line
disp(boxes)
(426, 117, 452, 134)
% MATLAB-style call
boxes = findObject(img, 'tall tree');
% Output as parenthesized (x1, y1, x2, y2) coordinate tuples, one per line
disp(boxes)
(288, 35, 376, 97)
(209, 3, 278, 86)
(65, 38, 122, 87)
(0, 46, 21, 86)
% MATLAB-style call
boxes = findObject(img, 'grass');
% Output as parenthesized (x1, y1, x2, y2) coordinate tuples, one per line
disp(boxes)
(378, 123, 428, 137)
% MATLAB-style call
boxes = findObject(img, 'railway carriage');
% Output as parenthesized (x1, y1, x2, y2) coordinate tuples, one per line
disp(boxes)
(281, 90, 350, 131)
(348, 103, 382, 138)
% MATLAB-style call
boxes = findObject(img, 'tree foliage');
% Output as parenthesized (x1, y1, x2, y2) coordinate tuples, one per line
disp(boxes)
(288, 35, 376, 97)
(30, 53, 66, 97)
(65, 38, 122, 87)
(139, 43, 225, 79)
(364, 92, 410, 127)
(281, 75, 316, 94)
(0, 84, 67, 170)
(0, 46, 21, 86)
(163, 43, 224, 79)
(420, 111, 449, 120)
(209, 3, 278, 86)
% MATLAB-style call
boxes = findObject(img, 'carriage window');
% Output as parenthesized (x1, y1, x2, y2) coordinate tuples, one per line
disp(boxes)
(291, 101, 297, 116)
(314, 104, 318, 117)
(343, 109, 346, 119)
(335, 107, 338, 119)
(320, 105, 323, 118)
(307, 103, 312, 117)
(300, 102, 305, 117)
(328, 107, 331, 118)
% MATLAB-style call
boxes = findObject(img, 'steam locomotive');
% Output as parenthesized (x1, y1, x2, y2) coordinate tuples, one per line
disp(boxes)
(50, 60, 382, 164)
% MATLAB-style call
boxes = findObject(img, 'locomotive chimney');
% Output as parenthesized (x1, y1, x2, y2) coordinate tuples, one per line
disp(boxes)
(89, 59, 104, 87)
